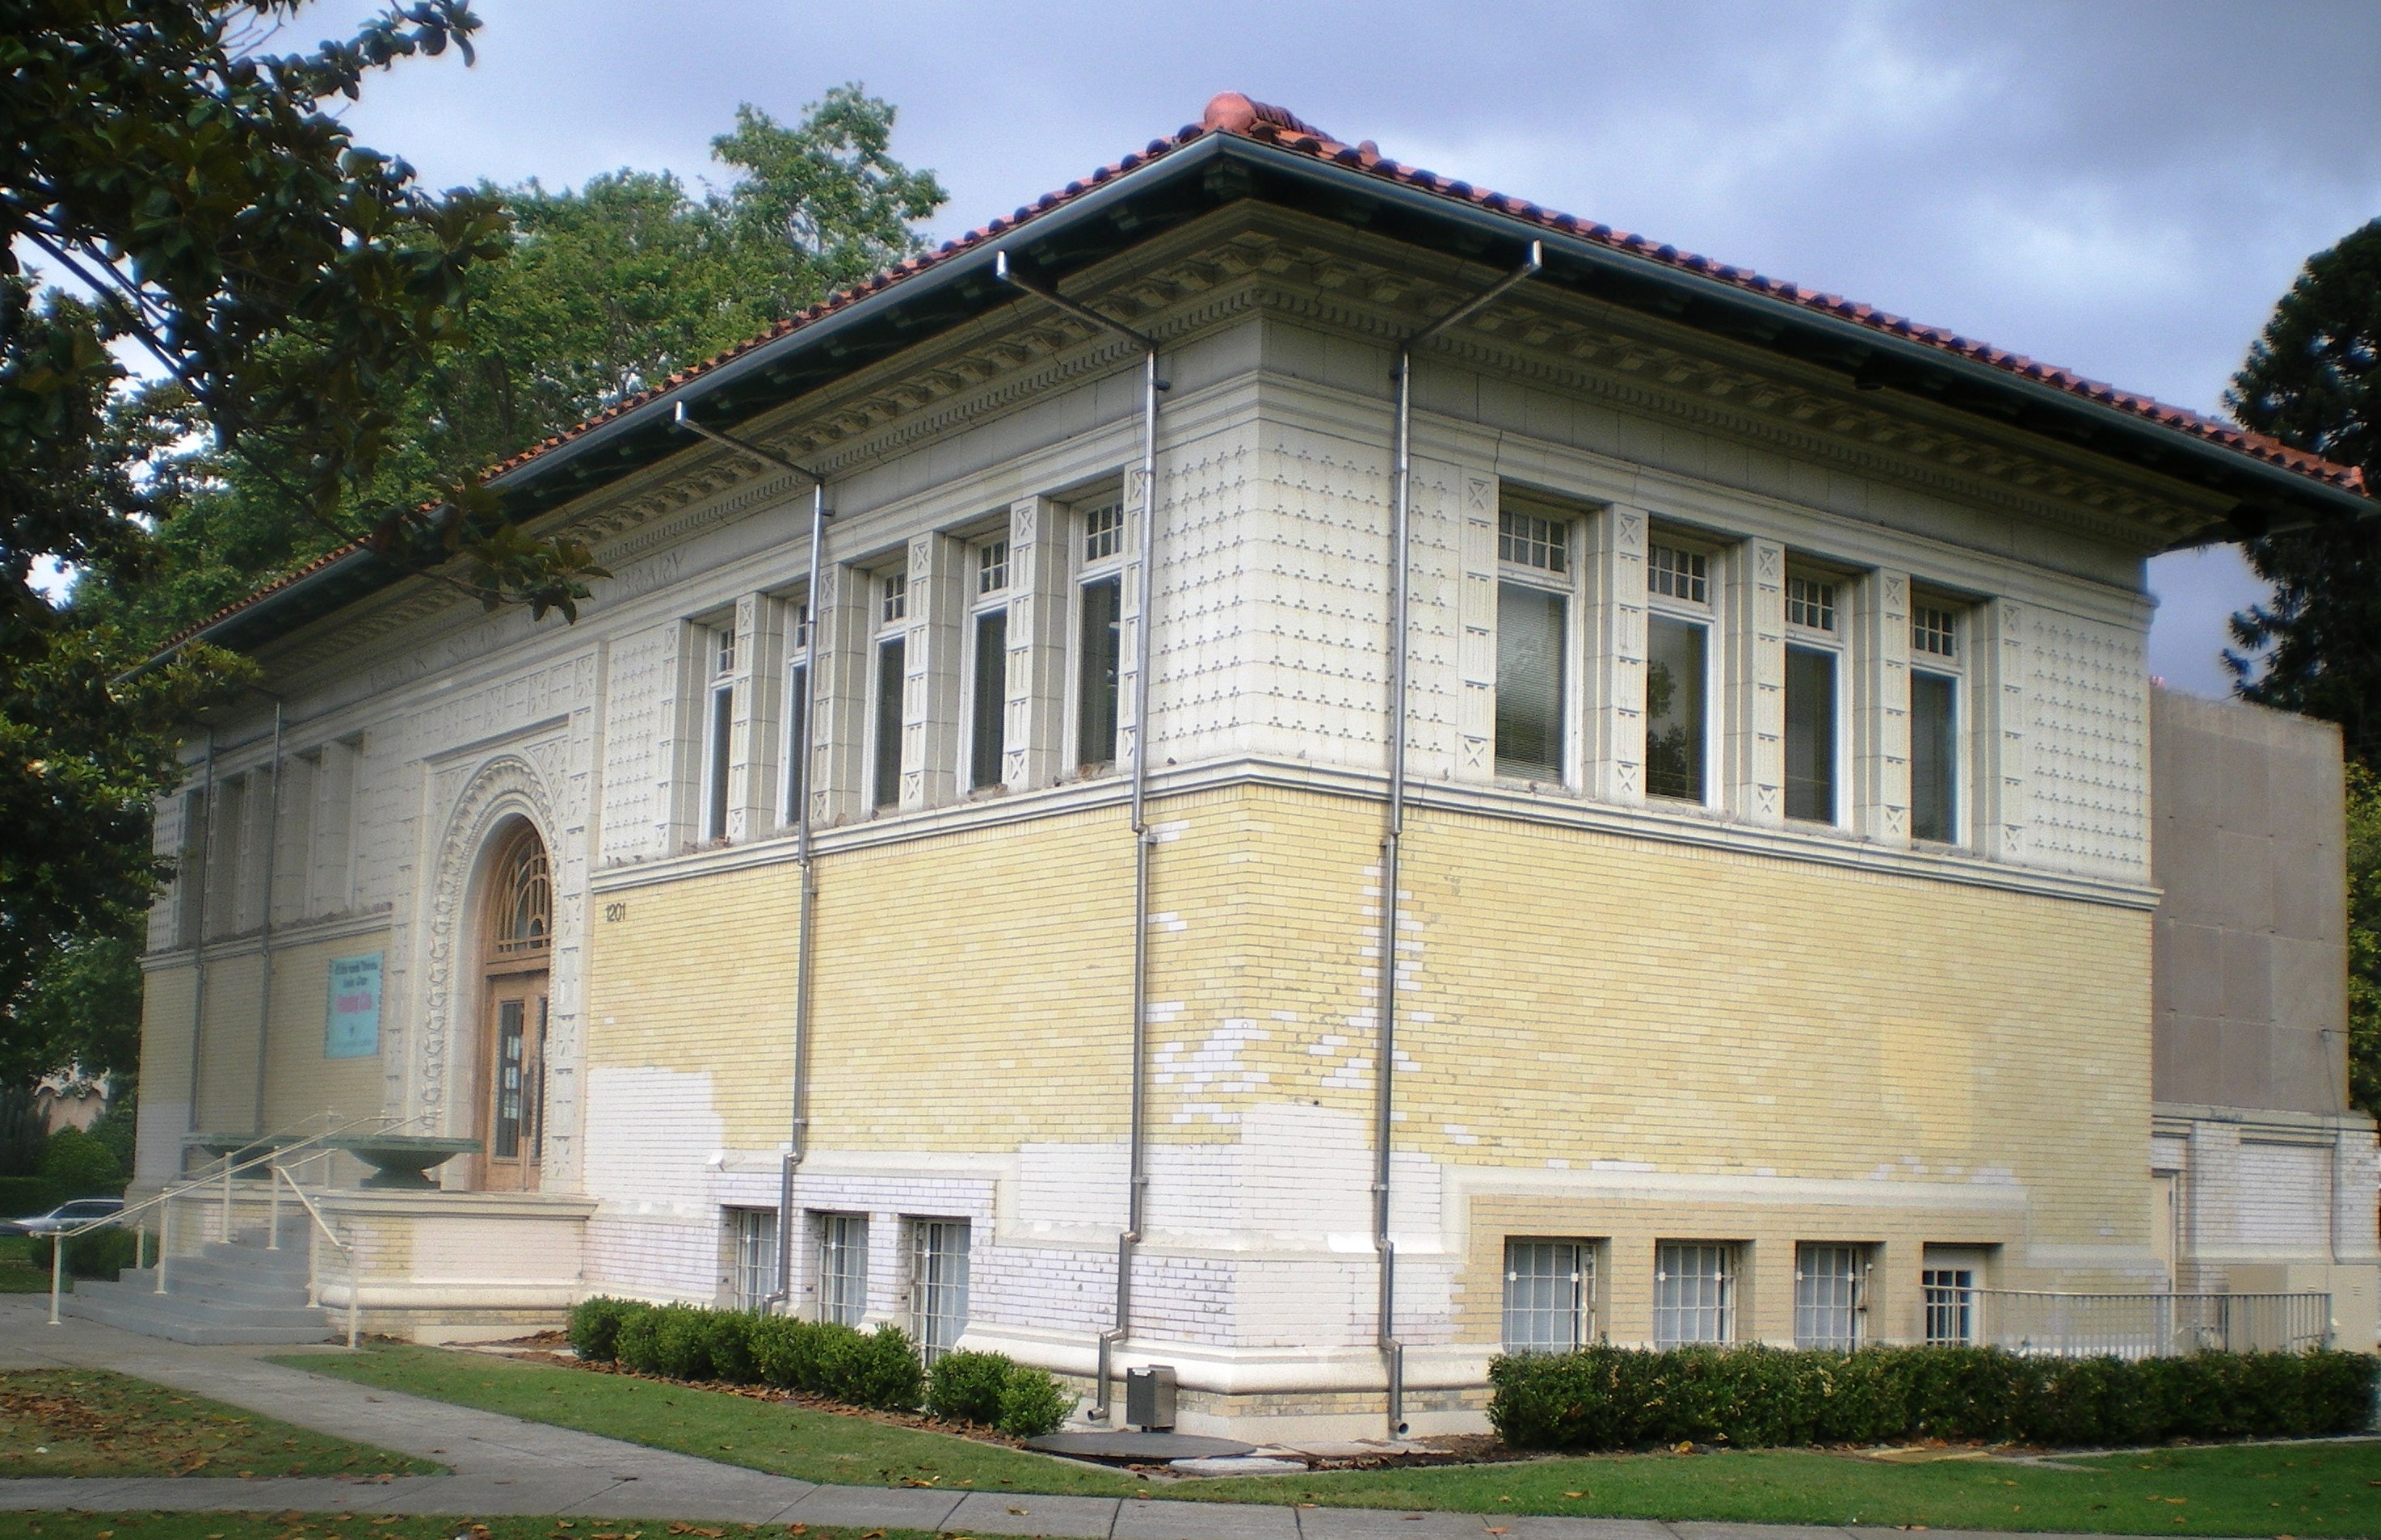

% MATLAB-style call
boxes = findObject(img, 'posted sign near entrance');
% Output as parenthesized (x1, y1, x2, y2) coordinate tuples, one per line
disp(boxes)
(326, 952, 384, 1058)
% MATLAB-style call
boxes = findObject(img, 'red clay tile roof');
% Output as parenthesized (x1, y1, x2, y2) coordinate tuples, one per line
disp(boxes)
(173, 90, 2365, 652)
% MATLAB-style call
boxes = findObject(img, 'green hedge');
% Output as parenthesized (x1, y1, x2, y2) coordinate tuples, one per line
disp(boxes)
(0, 1176, 50, 1218)
(567, 1297, 944, 1416)
(32, 1225, 139, 1280)
(1487, 1343, 2380, 1451)
(923, 1348, 1072, 1437)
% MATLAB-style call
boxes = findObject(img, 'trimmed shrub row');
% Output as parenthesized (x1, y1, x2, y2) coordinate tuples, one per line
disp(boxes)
(31, 1225, 141, 1279)
(567, 1297, 1071, 1437)
(1488, 1343, 2380, 1451)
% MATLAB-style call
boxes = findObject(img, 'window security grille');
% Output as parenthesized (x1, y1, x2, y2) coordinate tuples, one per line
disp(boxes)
(818, 1213, 869, 1327)
(1503, 1239, 1594, 1353)
(1923, 1267, 1978, 1344)
(1653, 1242, 1734, 1346)
(1499, 510, 1568, 573)
(1913, 604, 1958, 658)
(726, 1208, 779, 1311)
(1648, 543, 1707, 604)
(1794, 1243, 1865, 1350)
(1083, 501, 1124, 562)
(1786, 576, 1837, 631)
(911, 1219, 971, 1364)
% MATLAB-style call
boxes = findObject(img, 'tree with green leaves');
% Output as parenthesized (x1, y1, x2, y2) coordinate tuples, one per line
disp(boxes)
(2227, 218, 2381, 1119)
(2, 0, 567, 1073)
(78, 85, 946, 650)
(2225, 219, 2381, 764)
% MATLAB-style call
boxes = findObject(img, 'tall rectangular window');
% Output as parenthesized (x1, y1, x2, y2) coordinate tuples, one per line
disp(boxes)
(968, 537, 1010, 793)
(781, 596, 810, 825)
(818, 1213, 869, 1327)
(726, 1208, 779, 1311)
(1076, 575, 1121, 770)
(1503, 1239, 1596, 1353)
(1645, 615, 1708, 802)
(1652, 1242, 1735, 1347)
(1909, 601, 1962, 845)
(782, 662, 809, 821)
(1496, 509, 1570, 781)
(911, 1218, 971, 1365)
(1911, 671, 1958, 843)
(1794, 1243, 1866, 1350)
(705, 671, 734, 841)
(1784, 645, 1837, 823)
(872, 635, 905, 810)
(970, 610, 1008, 790)
(1924, 1266, 1978, 1344)
(1496, 583, 1567, 778)
(701, 622, 738, 841)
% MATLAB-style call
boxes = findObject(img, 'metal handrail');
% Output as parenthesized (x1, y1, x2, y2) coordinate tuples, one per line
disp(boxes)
(271, 1163, 361, 1349)
(44, 1109, 426, 1328)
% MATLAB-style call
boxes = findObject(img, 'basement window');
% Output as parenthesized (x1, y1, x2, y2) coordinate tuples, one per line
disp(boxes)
(1923, 1264, 1980, 1344)
(1652, 1241, 1735, 1347)
(726, 1208, 779, 1311)
(817, 1212, 869, 1327)
(1502, 1238, 1597, 1353)
(911, 1218, 971, 1365)
(1793, 1243, 1868, 1351)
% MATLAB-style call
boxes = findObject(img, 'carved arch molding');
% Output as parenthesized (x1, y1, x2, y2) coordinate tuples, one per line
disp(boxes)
(417, 750, 562, 1124)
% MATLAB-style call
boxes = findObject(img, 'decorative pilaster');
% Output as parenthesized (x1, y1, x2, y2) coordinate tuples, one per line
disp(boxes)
(1004, 495, 1067, 791)
(1853, 567, 1912, 846)
(727, 591, 784, 840)
(1976, 597, 2029, 863)
(1724, 536, 1786, 826)
(1453, 472, 1500, 784)
(901, 532, 964, 810)
(1583, 502, 1649, 807)
(807, 562, 872, 827)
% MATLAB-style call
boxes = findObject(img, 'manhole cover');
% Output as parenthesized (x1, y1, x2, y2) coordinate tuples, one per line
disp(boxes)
(1025, 1431, 1256, 1462)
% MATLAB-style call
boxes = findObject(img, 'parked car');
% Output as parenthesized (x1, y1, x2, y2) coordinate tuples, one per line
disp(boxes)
(6, 1197, 124, 1237)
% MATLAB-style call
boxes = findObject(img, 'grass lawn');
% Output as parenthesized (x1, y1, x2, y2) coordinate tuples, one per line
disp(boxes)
(281, 1347, 1144, 1497)
(0, 1517, 944, 1540)
(0, 1233, 62, 1294)
(1193, 1440, 2381, 1534)
(280, 1345, 2381, 1535)
(0, 1369, 441, 1480)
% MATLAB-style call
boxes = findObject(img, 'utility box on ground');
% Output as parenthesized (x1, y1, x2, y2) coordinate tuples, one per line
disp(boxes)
(1125, 1364, 1176, 1431)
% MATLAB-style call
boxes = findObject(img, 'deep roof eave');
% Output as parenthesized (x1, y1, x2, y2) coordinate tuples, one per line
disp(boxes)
(163, 127, 2366, 670)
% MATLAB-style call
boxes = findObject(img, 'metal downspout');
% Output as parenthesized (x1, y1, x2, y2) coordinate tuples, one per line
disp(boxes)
(186, 732, 216, 1137)
(671, 403, 827, 1314)
(1374, 244, 1541, 1437)
(252, 698, 284, 1134)
(994, 251, 1160, 1422)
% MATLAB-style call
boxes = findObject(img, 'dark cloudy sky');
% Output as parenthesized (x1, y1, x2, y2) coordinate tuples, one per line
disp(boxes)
(315, 0, 2381, 696)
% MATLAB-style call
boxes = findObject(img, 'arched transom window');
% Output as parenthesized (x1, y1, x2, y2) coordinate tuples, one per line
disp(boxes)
(487, 823, 551, 958)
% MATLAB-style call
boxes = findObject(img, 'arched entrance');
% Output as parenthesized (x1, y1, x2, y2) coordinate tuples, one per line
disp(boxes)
(475, 818, 550, 1191)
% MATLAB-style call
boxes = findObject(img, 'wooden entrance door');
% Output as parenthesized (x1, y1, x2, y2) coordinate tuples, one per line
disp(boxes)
(477, 820, 552, 1192)
(481, 970, 548, 1191)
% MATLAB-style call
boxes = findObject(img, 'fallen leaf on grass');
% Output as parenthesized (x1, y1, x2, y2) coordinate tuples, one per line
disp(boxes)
(1562, 1492, 1583, 1500)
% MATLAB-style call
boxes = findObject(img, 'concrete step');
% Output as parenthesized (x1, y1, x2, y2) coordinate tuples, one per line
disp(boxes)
(160, 1251, 313, 1289)
(116, 1266, 312, 1309)
(61, 1281, 334, 1345)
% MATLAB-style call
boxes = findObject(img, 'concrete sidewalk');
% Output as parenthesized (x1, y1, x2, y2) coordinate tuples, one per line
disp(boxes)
(0, 1298, 2198, 1540)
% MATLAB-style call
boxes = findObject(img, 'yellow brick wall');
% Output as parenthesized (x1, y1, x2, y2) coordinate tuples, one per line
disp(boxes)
(587, 790, 1268, 1150)
(137, 933, 389, 1143)
(584, 782, 2152, 1335)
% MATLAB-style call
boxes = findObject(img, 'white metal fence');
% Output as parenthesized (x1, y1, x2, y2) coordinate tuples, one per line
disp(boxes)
(1978, 1290, 2332, 1358)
